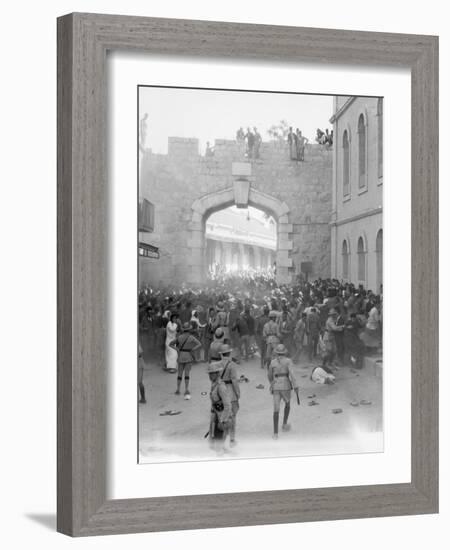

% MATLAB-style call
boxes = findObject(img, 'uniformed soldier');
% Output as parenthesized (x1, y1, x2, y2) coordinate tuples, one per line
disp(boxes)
(207, 362, 232, 453)
(170, 322, 202, 399)
(263, 310, 281, 368)
(268, 344, 300, 439)
(208, 327, 225, 362)
(218, 344, 240, 447)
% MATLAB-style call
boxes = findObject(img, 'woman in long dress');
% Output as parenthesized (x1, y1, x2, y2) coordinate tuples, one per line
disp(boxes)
(165, 312, 179, 373)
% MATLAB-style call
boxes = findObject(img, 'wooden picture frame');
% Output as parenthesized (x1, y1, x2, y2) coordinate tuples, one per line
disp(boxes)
(57, 12, 438, 536)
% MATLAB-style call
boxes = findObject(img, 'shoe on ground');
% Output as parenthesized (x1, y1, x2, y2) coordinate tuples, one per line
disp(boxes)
(174, 390, 180, 395)
(184, 392, 191, 400)
(139, 398, 147, 404)
(282, 423, 291, 432)
(230, 440, 237, 448)
(272, 433, 279, 440)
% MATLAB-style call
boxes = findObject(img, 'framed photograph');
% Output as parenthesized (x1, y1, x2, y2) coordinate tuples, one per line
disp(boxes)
(57, 13, 438, 536)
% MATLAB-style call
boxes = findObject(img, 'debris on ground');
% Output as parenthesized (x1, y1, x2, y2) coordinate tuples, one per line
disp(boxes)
(307, 394, 316, 399)
(256, 384, 265, 389)
(301, 374, 308, 378)
(360, 400, 372, 405)
(159, 410, 182, 416)
(201, 392, 207, 396)
(239, 375, 250, 383)
(308, 400, 319, 406)
(350, 401, 359, 407)
(332, 408, 343, 414)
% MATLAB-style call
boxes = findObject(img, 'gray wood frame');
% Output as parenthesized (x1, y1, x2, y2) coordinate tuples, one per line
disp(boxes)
(57, 12, 438, 537)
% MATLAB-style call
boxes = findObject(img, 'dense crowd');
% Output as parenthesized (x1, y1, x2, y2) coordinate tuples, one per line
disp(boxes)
(138, 272, 382, 446)
(139, 272, 382, 374)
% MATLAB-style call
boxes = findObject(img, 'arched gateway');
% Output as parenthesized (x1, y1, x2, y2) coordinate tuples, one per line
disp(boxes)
(187, 182, 293, 284)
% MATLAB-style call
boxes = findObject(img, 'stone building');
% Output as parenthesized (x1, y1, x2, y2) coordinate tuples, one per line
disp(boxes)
(139, 138, 332, 286)
(329, 96, 383, 293)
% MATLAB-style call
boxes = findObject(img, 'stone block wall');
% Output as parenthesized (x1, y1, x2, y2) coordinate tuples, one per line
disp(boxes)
(139, 137, 332, 286)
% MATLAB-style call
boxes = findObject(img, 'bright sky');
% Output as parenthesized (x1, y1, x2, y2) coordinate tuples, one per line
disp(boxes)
(139, 86, 334, 155)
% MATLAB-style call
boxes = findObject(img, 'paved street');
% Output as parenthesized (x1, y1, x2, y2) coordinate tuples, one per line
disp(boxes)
(139, 351, 383, 463)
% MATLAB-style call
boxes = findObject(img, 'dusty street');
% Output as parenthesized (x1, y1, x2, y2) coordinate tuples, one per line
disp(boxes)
(139, 351, 383, 463)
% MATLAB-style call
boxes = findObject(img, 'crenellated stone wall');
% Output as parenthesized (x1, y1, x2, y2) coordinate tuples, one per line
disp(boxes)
(139, 137, 332, 286)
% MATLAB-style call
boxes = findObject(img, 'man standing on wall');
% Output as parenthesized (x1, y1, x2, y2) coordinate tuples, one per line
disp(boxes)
(253, 127, 262, 159)
(246, 127, 255, 158)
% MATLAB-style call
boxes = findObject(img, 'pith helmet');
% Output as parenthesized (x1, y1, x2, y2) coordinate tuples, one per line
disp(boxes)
(328, 308, 338, 316)
(182, 322, 191, 331)
(214, 327, 224, 338)
(269, 310, 278, 318)
(274, 344, 288, 355)
(207, 362, 223, 374)
(219, 344, 233, 355)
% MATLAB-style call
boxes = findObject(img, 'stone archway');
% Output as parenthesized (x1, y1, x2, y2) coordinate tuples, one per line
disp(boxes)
(187, 185, 293, 284)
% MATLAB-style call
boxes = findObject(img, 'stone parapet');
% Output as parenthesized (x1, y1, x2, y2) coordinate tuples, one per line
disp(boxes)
(139, 136, 333, 286)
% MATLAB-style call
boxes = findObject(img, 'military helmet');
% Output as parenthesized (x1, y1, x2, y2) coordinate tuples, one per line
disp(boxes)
(274, 344, 288, 355)
(214, 327, 224, 338)
(219, 344, 233, 355)
(207, 362, 223, 374)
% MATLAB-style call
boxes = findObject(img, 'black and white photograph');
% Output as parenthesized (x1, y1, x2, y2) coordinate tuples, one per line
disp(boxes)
(138, 86, 383, 463)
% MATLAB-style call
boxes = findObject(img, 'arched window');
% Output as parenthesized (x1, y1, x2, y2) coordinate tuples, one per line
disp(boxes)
(343, 130, 350, 196)
(358, 114, 367, 188)
(342, 239, 349, 279)
(357, 236, 366, 283)
(376, 229, 383, 293)
(377, 99, 383, 179)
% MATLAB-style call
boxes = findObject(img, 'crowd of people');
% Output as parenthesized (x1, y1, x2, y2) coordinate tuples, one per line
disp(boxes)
(205, 125, 332, 164)
(236, 127, 263, 159)
(315, 128, 333, 147)
(207, 265, 277, 286)
(139, 273, 382, 447)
